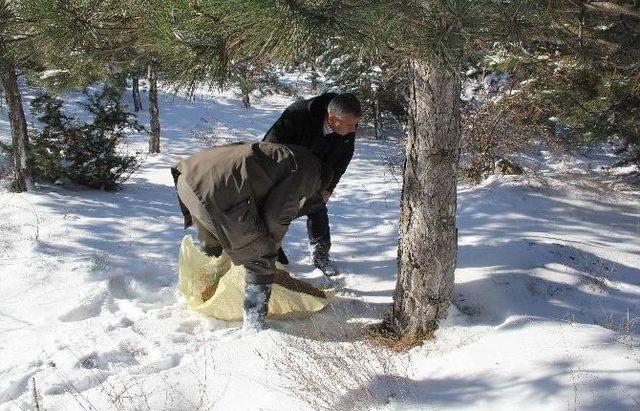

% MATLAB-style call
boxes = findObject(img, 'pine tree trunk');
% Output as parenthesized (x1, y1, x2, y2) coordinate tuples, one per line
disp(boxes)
(132, 76, 142, 112)
(113, 73, 128, 97)
(148, 59, 161, 154)
(374, 93, 381, 139)
(241, 69, 251, 108)
(390, 58, 460, 338)
(1, 65, 33, 192)
(310, 66, 319, 91)
(242, 91, 251, 109)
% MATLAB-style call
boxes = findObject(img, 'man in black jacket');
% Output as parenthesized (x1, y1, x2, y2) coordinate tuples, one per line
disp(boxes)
(263, 92, 361, 276)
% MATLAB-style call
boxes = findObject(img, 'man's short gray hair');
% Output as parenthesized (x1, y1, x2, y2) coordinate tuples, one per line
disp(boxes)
(327, 93, 362, 118)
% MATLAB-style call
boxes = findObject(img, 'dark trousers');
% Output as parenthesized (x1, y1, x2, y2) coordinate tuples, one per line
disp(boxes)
(307, 203, 331, 253)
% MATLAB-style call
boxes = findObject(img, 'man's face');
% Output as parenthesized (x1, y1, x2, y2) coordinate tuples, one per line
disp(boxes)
(327, 113, 360, 136)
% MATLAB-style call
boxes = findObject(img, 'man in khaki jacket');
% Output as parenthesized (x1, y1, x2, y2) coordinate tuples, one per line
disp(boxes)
(171, 142, 330, 331)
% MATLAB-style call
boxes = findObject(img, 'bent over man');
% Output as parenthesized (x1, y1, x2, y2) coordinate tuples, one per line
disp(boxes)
(171, 142, 330, 332)
(263, 92, 361, 276)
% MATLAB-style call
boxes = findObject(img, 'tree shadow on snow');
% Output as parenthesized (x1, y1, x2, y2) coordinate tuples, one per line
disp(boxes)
(340, 356, 640, 411)
(455, 178, 640, 334)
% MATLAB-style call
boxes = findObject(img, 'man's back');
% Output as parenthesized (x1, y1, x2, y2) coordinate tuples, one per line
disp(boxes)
(263, 93, 335, 147)
(171, 142, 332, 332)
(172, 141, 325, 264)
(263, 93, 355, 193)
(173, 142, 319, 213)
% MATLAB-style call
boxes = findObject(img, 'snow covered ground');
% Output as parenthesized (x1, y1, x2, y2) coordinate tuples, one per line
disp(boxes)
(1, 79, 638, 410)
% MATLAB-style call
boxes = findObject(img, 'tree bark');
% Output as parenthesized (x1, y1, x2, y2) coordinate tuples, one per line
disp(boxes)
(148, 59, 161, 154)
(241, 91, 251, 109)
(132, 76, 142, 112)
(374, 91, 382, 139)
(390, 58, 461, 338)
(1, 65, 33, 192)
(241, 68, 251, 108)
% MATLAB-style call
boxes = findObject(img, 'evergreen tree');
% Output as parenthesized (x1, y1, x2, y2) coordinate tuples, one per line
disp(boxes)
(143, 0, 231, 95)
(229, 59, 295, 108)
(19, 0, 144, 89)
(29, 88, 142, 190)
(20, 0, 169, 154)
(454, 1, 640, 169)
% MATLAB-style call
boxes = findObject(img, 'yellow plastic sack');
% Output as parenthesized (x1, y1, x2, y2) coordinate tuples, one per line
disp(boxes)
(178, 235, 335, 321)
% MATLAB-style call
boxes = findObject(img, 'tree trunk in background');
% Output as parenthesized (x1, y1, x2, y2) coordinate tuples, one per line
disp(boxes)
(241, 91, 251, 108)
(373, 91, 381, 139)
(148, 59, 161, 154)
(390, 58, 460, 338)
(1, 65, 33, 192)
(132, 76, 142, 112)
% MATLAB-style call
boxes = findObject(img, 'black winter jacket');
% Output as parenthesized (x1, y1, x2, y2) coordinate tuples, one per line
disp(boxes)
(263, 93, 355, 193)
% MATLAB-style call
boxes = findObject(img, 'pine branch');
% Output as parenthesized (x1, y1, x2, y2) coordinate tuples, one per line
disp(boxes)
(587, 1, 640, 19)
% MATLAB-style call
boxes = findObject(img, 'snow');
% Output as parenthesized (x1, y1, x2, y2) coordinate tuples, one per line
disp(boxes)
(1, 80, 639, 410)
(39, 70, 69, 80)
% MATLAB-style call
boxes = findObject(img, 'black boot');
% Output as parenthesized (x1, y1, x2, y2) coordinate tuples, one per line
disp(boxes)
(310, 242, 339, 277)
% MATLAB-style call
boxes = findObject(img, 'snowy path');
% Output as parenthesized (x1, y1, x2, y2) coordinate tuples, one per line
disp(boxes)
(0, 86, 638, 410)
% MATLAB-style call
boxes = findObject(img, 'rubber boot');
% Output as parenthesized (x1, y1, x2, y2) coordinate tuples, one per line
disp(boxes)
(242, 283, 272, 333)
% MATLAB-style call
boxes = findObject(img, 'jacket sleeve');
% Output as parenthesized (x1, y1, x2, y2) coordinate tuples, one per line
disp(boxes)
(263, 106, 300, 144)
(259, 170, 307, 247)
(326, 137, 355, 193)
